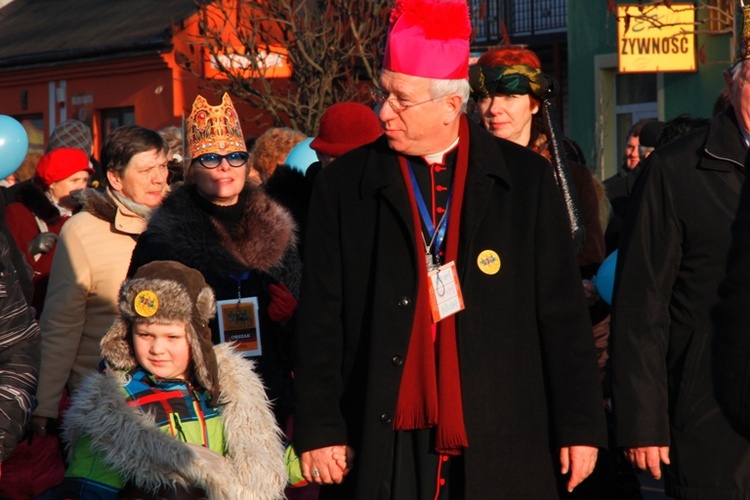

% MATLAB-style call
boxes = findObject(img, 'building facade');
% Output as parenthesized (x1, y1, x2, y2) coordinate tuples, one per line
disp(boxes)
(568, 1, 731, 179)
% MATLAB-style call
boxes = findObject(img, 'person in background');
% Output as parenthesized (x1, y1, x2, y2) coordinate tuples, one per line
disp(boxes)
(45, 119, 102, 189)
(470, 46, 605, 276)
(158, 125, 185, 185)
(265, 101, 383, 256)
(293, 0, 606, 497)
(603, 120, 664, 253)
(31, 125, 168, 438)
(128, 93, 301, 429)
(5, 148, 94, 318)
(0, 234, 40, 483)
(250, 127, 306, 184)
(309, 102, 383, 171)
(0, 152, 42, 189)
(610, 15, 750, 497)
(59, 260, 286, 499)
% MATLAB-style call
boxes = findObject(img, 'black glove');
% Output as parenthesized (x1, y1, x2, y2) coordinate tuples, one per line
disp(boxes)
(28, 232, 57, 257)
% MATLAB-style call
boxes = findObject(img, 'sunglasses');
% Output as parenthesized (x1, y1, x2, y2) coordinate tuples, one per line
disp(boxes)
(194, 151, 249, 169)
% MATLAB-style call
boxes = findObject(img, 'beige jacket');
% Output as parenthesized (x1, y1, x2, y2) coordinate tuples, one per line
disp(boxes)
(34, 189, 147, 418)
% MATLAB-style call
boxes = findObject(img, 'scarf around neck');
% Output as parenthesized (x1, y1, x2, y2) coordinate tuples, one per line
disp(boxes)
(393, 114, 470, 455)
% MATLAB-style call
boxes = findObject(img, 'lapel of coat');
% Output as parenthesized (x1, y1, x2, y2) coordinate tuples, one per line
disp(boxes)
(360, 137, 419, 261)
(458, 120, 513, 279)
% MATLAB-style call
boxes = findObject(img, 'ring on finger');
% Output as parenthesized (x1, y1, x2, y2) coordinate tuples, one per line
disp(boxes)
(311, 468, 320, 478)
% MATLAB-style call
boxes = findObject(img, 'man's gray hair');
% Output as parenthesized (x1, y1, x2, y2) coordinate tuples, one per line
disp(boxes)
(429, 78, 470, 112)
(729, 60, 750, 82)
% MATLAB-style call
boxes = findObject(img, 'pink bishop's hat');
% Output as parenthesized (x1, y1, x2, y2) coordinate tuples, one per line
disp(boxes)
(383, 0, 472, 80)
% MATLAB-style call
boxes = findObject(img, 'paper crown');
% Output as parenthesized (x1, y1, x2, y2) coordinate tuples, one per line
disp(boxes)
(383, 0, 472, 80)
(187, 93, 246, 157)
(736, 2, 750, 64)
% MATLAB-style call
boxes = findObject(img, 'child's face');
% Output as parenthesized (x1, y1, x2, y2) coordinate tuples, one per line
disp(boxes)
(133, 321, 190, 380)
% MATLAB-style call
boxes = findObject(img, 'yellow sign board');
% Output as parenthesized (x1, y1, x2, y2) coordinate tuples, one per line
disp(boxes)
(618, 4, 696, 73)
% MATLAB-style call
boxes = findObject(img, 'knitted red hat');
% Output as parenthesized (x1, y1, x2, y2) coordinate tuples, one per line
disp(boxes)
(383, 0, 472, 79)
(35, 147, 94, 187)
(310, 103, 382, 157)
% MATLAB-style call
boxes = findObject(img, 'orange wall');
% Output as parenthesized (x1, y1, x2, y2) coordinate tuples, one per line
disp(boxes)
(0, 52, 203, 159)
(0, 8, 289, 159)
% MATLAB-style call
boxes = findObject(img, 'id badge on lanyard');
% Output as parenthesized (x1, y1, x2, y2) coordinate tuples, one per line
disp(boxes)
(408, 162, 465, 323)
(217, 272, 263, 357)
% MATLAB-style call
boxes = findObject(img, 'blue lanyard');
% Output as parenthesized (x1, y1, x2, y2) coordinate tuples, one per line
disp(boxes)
(229, 271, 250, 302)
(407, 161, 452, 255)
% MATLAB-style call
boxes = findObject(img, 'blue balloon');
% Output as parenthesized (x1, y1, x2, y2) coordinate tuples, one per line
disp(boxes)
(0, 115, 29, 180)
(594, 249, 618, 305)
(284, 138, 317, 174)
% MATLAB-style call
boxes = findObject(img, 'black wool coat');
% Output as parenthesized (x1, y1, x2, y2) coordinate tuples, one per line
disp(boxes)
(611, 108, 750, 499)
(293, 119, 607, 499)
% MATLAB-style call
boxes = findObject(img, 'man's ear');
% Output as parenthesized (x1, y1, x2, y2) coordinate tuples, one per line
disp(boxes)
(107, 169, 123, 192)
(444, 94, 465, 124)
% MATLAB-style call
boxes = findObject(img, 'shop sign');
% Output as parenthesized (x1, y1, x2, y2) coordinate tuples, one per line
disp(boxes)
(618, 3, 696, 73)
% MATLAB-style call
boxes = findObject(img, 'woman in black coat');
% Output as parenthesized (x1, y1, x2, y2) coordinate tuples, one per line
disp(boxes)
(129, 94, 301, 425)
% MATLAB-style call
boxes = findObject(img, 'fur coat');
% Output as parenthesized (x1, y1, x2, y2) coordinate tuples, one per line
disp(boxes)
(130, 183, 300, 298)
(62, 344, 287, 500)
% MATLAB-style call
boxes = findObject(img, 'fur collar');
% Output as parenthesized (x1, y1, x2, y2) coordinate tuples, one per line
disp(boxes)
(62, 344, 286, 499)
(79, 187, 118, 223)
(146, 184, 296, 275)
(15, 181, 62, 226)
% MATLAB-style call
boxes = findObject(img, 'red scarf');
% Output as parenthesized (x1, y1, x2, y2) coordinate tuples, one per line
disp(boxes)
(393, 115, 470, 455)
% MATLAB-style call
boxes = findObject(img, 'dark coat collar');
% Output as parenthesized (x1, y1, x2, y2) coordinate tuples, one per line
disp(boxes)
(15, 180, 61, 225)
(359, 117, 513, 197)
(701, 107, 747, 172)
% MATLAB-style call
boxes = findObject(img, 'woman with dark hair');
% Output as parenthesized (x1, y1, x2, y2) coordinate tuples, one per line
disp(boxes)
(129, 93, 301, 427)
(470, 46, 605, 275)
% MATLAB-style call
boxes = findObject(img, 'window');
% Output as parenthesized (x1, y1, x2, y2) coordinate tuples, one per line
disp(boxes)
(615, 73, 658, 164)
(100, 107, 135, 143)
(471, 0, 566, 42)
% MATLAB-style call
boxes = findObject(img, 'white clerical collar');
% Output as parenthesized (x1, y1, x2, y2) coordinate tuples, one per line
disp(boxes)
(423, 137, 459, 165)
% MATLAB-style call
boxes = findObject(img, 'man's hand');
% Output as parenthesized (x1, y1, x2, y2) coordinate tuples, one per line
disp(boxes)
(301, 445, 352, 485)
(560, 445, 598, 492)
(625, 446, 670, 480)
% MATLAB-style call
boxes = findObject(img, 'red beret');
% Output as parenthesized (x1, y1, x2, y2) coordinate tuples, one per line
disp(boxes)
(310, 103, 383, 157)
(35, 148, 94, 186)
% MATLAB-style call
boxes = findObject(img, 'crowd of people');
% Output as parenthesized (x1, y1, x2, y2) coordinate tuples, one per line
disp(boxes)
(2, 0, 750, 498)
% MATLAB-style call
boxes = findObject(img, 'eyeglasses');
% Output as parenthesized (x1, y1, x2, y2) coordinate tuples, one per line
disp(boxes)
(369, 88, 442, 114)
(194, 151, 249, 169)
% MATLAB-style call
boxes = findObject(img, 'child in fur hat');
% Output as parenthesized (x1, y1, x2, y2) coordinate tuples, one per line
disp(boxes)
(59, 260, 287, 500)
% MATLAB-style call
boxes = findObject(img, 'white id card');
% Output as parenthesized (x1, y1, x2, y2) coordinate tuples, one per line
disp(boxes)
(216, 297, 262, 357)
(427, 261, 465, 323)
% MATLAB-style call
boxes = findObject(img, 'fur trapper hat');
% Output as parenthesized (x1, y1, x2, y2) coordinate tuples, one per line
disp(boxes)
(100, 261, 220, 400)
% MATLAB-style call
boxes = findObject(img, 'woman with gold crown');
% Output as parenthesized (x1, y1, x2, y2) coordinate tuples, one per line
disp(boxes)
(129, 93, 301, 430)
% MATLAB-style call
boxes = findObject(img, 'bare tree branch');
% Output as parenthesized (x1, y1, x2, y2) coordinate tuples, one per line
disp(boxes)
(176, 0, 391, 135)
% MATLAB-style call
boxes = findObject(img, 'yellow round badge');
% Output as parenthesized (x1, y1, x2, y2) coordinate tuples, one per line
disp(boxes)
(134, 290, 159, 317)
(477, 250, 501, 275)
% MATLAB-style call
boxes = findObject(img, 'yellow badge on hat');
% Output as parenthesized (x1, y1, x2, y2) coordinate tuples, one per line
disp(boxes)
(134, 290, 159, 317)
(477, 250, 501, 275)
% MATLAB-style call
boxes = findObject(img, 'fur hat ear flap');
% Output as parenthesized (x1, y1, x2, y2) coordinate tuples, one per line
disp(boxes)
(100, 319, 137, 372)
(195, 286, 216, 322)
(187, 320, 221, 402)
